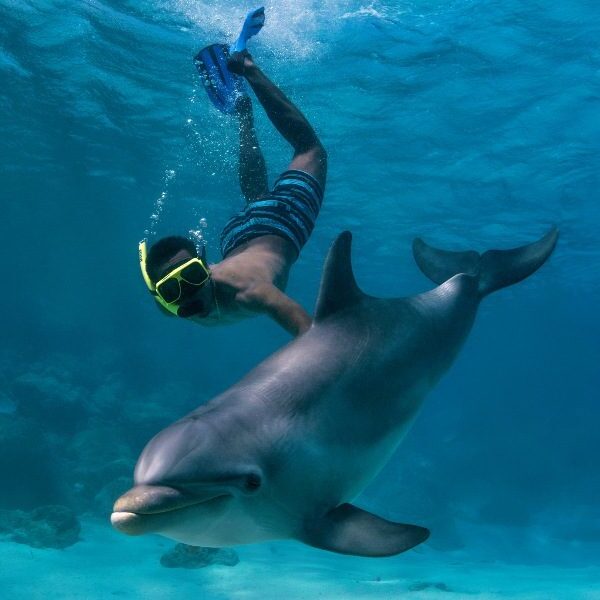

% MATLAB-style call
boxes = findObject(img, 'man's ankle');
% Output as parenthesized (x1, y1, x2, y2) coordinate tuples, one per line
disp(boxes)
(228, 50, 255, 76)
(235, 96, 253, 117)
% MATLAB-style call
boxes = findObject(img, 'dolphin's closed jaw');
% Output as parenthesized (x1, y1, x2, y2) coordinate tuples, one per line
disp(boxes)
(111, 484, 230, 536)
(111, 484, 196, 536)
(111, 511, 148, 536)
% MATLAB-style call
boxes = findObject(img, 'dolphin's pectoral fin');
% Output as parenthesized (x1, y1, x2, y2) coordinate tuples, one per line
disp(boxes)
(300, 503, 429, 557)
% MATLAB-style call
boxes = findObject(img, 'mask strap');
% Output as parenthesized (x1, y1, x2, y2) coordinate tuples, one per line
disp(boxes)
(138, 239, 156, 292)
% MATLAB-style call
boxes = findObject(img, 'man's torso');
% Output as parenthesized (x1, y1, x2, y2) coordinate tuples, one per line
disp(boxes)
(192, 235, 298, 326)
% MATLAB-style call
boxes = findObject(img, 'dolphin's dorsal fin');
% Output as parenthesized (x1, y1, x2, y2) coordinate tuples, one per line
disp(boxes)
(314, 231, 364, 322)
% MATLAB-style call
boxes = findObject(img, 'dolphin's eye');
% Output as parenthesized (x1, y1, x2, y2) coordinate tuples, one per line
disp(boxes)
(245, 473, 262, 492)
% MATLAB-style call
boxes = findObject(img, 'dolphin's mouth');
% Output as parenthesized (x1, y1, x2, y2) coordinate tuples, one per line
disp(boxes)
(111, 484, 226, 536)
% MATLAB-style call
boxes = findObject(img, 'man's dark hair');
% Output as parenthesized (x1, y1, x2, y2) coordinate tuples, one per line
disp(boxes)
(146, 236, 197, 283)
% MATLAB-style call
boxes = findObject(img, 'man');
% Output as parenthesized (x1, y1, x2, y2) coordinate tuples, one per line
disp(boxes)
(139, 12, 326, 337)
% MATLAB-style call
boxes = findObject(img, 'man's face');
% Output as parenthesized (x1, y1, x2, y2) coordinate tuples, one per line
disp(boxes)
(157, 250, 214, 318)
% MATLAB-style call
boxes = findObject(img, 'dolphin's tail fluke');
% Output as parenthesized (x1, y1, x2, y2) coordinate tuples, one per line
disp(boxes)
(412, 227, 559, 298)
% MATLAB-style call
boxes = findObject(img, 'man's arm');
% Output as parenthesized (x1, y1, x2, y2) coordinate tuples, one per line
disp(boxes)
(229, 52, 327, 189)
(236, 283, 312, 337)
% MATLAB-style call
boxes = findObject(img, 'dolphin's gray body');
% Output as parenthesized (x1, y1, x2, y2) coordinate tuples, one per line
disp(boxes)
(112, 229, 557, 556)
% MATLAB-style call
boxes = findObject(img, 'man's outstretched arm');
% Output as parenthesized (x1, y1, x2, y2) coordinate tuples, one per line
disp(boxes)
(229, 53, 327, 189)
(236, 283, 312, 337)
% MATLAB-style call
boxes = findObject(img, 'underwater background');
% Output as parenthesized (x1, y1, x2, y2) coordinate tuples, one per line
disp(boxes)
(1, 0, 598, 597)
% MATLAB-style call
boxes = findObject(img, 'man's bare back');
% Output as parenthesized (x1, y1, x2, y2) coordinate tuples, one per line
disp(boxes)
(192, 235, 311, 334)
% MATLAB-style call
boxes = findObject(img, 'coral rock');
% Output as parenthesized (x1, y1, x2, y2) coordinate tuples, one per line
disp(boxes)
(9, 505, 81, 549)
(160, 543, 239, 569)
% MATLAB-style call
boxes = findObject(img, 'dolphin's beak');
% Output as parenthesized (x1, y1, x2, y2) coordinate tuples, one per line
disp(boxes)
(110, 511, 152, 536)
(111, 484, 223, 536)
(113, 484, 200, 515)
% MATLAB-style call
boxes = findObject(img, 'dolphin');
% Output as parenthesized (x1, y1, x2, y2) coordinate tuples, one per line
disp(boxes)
(112, 228, 558, 557)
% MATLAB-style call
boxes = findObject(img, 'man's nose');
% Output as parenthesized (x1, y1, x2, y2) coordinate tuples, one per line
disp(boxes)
(180, 280, 199, 298)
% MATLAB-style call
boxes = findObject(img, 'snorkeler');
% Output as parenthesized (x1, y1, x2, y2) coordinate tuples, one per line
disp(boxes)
(139, 7, 326, 337)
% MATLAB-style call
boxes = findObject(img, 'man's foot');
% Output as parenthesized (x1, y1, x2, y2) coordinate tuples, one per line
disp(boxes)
(227, 50, 255, 77)
(194, 44, 248, 115)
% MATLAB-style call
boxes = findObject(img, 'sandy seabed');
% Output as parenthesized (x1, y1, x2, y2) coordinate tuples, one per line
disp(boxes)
(1, 518, 599, 600)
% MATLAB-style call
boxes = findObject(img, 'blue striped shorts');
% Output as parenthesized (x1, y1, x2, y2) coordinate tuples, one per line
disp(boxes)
(220, 169, 324, 258)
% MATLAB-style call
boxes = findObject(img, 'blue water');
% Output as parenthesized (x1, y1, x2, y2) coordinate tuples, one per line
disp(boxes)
(1, 0, 599, 597)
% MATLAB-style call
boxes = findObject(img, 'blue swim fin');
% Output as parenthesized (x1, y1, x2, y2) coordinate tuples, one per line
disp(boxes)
(194, 8, 265, 114)
(232, 6, 265, 54)
(194, 43, 246, 115)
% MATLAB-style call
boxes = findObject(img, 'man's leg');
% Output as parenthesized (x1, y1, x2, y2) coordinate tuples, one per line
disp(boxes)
(237, 97, 268, 202)
(229, 53, 327, 189)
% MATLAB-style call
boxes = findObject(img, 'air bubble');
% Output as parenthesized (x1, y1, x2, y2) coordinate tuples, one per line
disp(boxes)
(145, 168, 176, 238)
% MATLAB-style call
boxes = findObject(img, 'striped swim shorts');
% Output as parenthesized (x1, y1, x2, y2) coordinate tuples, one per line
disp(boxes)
(220, 169, 324, 258)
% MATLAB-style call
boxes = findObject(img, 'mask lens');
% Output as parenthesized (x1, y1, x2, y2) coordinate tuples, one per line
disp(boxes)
(157, 278, 181, 303)
(181, 262, 209, 285)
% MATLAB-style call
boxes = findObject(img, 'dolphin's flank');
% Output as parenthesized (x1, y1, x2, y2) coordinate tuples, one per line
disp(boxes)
(113, 228, 557, 557)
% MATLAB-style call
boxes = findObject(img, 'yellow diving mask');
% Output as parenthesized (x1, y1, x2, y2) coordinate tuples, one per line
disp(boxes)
(139, 239, 211, 316)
